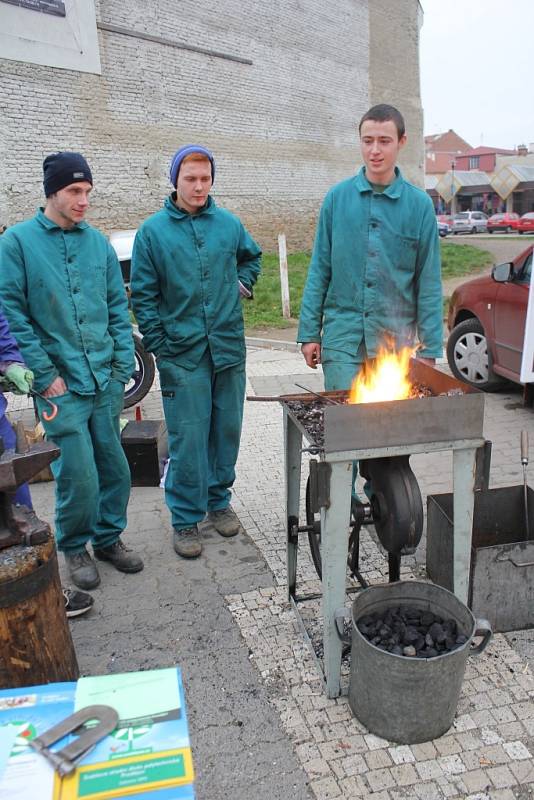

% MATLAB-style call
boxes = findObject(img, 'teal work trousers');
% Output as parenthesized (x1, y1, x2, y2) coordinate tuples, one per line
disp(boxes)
(36, 379, 130, 553)
(323, 355, 365, 496)
(157, 349, 246, 530)
(321, 342, 367, 392)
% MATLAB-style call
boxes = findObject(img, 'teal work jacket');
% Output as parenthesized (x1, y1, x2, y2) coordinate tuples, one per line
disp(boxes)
(131, 195, 261, 370)
(297, 167, 443, 360)
(0, 210, 134, 394)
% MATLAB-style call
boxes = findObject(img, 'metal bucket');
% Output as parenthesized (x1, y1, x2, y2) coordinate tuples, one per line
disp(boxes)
(335, 581, 492, 744)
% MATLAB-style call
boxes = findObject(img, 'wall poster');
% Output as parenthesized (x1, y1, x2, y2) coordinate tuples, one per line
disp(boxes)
(0, 0, 66, 16)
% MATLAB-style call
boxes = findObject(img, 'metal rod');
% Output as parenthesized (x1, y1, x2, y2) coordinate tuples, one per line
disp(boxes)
(246, 394, 290, 402)
(521, 430, 530, 540)
(388, 553, 401, 582)
(293, 383, 342, 405)
(97, 21, 253, 65)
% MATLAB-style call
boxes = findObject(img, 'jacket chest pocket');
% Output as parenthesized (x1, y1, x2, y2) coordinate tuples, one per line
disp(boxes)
(81, 264, 107, 299)
(396, 235, 419, 271)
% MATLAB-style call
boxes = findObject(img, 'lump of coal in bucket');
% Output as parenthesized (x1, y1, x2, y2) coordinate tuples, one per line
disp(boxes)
(403, 626, 419, 646)
(356, 605, 466, 659)
(429, 621, 446, 644)
(421, 610, 435, 626)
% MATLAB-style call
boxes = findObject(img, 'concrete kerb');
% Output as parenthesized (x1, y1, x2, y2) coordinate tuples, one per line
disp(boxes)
(245, 335, 300, 353)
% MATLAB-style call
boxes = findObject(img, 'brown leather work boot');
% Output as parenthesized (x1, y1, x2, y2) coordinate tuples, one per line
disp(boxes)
(207, 507, 243, 538)
(173, 525, 202, 558)
(93, 538, 144, 573)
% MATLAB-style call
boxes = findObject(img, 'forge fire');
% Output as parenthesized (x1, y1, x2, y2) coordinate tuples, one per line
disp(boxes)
(348, 344, 415, 404)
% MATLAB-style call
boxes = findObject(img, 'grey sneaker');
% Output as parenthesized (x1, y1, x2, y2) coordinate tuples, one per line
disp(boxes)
(93, 538, 144, 573)
(207, 507, 243, 538)
(173, 526, 202, 558)
(64, 548, 100, 590)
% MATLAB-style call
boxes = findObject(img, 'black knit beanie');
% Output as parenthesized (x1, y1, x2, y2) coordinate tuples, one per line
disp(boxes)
(43, 152, 93, 197)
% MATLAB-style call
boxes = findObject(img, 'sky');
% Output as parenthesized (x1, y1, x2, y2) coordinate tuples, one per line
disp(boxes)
(419, 0, 534, 150)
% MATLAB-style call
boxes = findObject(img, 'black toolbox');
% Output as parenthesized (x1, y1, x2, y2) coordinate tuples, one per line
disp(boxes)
(121, 420, 168, 487)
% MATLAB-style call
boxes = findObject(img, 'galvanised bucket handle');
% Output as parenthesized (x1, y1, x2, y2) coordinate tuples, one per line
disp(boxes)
(334, 607, 351, 646)
(470, 618, 492, 656)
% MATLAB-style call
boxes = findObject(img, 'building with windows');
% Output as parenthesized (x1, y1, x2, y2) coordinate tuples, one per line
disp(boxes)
(454, 146, 516, 173)
(0, 0, 427, 250)
(425, 136, 534, 215)
(425, 129, 471, 176)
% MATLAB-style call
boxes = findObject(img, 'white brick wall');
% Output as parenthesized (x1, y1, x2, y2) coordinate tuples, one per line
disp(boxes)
(0, 0, 423, 251)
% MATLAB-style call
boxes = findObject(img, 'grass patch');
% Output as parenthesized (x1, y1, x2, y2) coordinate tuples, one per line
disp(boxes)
(243, 251, 310, 330)
(243, 242, 494, 330)
(440, 241, 492, 280)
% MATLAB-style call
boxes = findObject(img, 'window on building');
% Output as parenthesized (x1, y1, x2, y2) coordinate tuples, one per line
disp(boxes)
(469, 156, 480, 169)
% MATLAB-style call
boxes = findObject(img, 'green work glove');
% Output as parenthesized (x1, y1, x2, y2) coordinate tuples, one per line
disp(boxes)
(4, 364, 34, 395)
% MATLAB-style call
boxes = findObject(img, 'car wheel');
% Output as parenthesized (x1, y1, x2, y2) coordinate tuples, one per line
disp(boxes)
(471, 226, 477, 234)
(488, 229, 493, 233)
(506, 226, 512, 233)
(446, 318, 505, 391)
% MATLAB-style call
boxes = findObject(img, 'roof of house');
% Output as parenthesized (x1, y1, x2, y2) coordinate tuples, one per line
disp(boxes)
(425, 129, 474, 174)
(457, 146, 516, 157)
(424, 129, 472, 153)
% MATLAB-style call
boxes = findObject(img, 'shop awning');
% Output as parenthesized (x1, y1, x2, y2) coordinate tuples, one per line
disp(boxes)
(491, 165, 534, 199)
(434, 170, 490, 202)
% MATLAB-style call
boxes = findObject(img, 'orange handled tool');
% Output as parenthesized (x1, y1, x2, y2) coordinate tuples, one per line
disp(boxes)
(30, 391, 58, 421)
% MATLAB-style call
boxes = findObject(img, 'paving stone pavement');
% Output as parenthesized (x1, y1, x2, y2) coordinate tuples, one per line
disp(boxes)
(8, 345, 534, 800)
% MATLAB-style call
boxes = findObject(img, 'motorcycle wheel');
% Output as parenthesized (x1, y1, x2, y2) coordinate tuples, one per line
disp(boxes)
(123, 332, 156, 409)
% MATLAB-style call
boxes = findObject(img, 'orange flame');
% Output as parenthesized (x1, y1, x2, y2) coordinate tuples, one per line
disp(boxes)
(348, 345, 416, 404)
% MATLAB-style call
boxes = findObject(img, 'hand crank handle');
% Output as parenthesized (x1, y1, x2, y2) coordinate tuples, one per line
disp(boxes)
(30, 391, 59, 421)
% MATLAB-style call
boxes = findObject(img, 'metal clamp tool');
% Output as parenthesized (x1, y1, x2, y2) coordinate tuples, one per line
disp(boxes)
(29, 704, 119, 777)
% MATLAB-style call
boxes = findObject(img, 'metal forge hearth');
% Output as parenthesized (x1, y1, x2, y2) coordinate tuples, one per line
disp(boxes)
(279, 359, 485, 697)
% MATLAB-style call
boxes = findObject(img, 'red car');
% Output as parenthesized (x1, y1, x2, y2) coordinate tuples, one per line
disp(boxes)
(486, 212, 520, 233)
(518, 212, 534, 234)
(447, 245, 532, 389)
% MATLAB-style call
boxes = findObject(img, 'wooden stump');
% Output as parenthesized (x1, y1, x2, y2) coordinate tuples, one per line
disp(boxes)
(0, 534, 79, 688)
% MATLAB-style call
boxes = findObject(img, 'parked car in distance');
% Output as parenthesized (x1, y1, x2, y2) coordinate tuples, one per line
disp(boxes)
(109, 228, 136, 284)
(437, 214, 454, 228)
(486, 212, 520, 233)
(451, 211, 488, 234)
(437, 220, 449, 238)
(518, 212, 534, 234)
(447, 245, 532, 390)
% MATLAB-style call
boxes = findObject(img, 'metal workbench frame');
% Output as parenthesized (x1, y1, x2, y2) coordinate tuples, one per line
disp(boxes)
(284, 406, 485, 698)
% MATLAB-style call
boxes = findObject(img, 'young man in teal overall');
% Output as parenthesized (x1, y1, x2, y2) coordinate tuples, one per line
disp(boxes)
(0, 152, 143, 590)
(298, 104, 442, 390)
(131, 145, 261, 559)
